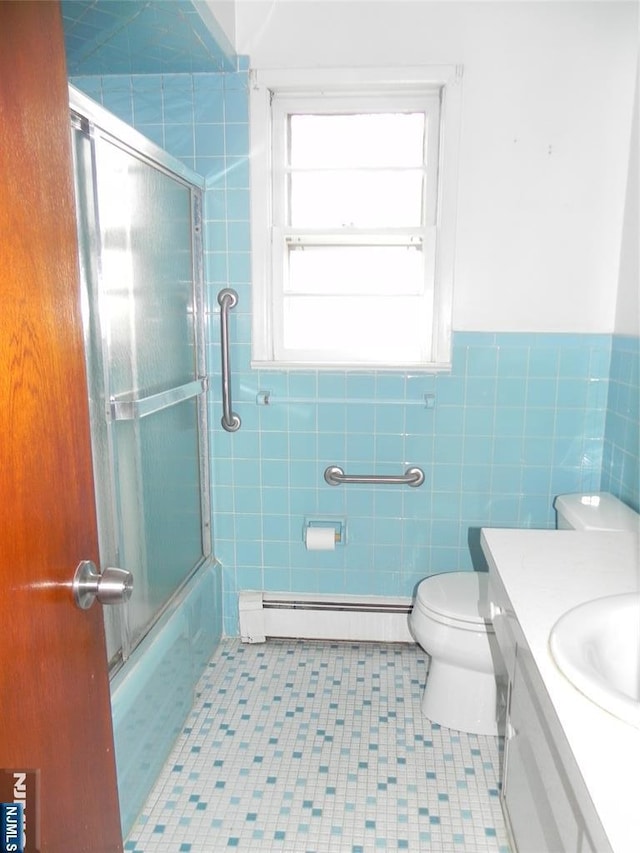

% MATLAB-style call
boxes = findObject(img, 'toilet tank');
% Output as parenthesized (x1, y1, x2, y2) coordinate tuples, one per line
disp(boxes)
(554, 492, 639, 531)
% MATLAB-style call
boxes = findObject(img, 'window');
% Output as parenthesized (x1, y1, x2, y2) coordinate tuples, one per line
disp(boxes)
(250, 67, 463, 370)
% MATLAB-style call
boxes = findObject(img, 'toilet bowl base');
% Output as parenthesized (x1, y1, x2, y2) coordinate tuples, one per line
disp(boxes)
(421, 658, 505, 736)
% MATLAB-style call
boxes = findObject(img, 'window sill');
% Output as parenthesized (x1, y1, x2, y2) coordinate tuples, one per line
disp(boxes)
(250, 358, 453, 374)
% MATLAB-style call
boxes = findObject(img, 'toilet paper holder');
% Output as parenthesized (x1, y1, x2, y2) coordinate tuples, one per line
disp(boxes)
(303, 517, 346, 546)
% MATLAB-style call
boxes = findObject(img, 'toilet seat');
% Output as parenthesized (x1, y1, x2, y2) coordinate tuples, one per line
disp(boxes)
(415, 572, 494, 632)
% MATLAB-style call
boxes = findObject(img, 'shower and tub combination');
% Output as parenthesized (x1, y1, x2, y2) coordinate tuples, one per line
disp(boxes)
(70, 86, 223, 836)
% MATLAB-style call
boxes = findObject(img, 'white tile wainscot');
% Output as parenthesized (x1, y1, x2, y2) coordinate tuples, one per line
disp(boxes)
(480, 529, 640, 853)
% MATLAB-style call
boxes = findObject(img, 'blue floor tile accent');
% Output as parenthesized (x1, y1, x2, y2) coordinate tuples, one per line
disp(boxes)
(127, 639, 510, 852)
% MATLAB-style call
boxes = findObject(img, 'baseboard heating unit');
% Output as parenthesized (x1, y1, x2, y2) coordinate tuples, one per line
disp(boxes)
(238, 591, 414, 644)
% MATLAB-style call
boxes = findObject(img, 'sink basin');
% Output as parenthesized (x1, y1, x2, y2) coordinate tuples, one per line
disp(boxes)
(549, 593, 640, 728)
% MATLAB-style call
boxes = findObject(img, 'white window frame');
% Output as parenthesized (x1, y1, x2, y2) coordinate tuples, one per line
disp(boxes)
(249, 66, 463, 372)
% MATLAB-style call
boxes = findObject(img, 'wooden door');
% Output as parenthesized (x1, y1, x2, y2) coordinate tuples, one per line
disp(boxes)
(0, 3, 123, 850)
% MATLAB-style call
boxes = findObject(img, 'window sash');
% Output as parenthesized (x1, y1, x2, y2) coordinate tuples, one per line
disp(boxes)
(249, 66, 463, 371)
(272, 92, 441, 233)
(271, 228, 437, 366)
(275, 227, 435, 295)
(271, 94, 440, 365)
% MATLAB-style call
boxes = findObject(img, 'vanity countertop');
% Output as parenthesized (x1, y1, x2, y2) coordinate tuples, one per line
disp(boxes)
(480, 528, 640, 853)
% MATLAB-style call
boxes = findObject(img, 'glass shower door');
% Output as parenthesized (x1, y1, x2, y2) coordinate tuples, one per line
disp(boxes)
(71, 91, 210, 668)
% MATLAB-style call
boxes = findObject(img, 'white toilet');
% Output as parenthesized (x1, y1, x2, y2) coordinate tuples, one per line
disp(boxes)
(409, 491, 639, 737)
(409, 571, 505, 736)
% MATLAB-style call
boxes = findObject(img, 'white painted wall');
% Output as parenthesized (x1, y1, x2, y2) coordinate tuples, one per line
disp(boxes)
(202, 0, 236, 52)
(614, 62, 639, 336)
(236, 1, 638, 334)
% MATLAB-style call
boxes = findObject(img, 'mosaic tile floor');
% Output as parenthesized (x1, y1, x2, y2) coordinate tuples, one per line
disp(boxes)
(125, 639, 510, 852)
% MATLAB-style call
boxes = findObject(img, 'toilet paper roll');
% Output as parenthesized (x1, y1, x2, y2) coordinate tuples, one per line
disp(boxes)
(305, 526, 336, 551)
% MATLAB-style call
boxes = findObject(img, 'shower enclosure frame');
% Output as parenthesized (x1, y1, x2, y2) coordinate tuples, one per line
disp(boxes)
(69, 84, 212, 674)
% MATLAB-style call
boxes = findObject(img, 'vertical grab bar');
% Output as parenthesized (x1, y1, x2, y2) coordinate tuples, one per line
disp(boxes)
(217, 288, 241, 432)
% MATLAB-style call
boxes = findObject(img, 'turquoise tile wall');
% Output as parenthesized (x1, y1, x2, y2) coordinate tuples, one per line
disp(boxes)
(62, 0, 235, 75)
(602, 335, 640, 511)
(70, 66, 248, 176)
(72, 69, 635, 639)
(213, 332, 610, 633)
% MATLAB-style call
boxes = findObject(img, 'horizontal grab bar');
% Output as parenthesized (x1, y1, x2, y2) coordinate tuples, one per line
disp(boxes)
(324, 466, 425, 488)
(110, 378, 207, 421)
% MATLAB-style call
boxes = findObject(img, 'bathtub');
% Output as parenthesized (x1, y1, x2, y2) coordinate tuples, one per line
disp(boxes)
(110, 561, 223, 838)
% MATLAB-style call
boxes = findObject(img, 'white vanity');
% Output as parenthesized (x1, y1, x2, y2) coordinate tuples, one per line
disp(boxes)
(481, 528, 640, 853)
